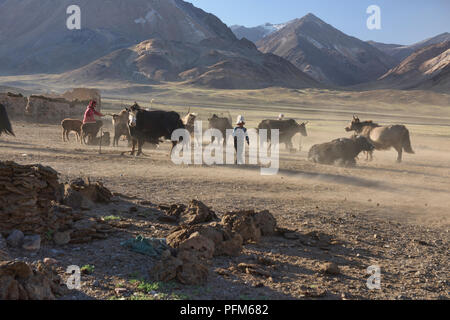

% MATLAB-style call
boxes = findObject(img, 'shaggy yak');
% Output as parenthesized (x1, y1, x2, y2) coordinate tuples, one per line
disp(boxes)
(258, 119, 308, 152)
(345, 115, 414, 163)
(61, 119, 82, 142)
(308, 136, 375, 167)
(0, 104, 14, 137)
(125, 103, 185, 156)
(208, 113, 233, 144)
(81, 120, 103, 145)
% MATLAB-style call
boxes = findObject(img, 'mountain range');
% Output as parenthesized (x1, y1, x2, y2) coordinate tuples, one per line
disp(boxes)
(0, 1, 448, 92)
(233, 15, 449, 91)
(0, 0, 319, 89)
(368, 41, 450, 91)
(368, 33, 450, 64)
(256, 13, 398, 86)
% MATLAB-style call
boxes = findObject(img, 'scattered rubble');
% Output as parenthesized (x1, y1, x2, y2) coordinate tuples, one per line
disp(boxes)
(22, 235, 41, 251)
(0, 260, 65, 300)
(0, 235, 8, 261)
(166, 223, 243, 257)
(0, 161, 62, 234)
(158, 200, 219, 225)
(0, 162, 114, 245)
(319, 262, 341, 276)
(151, 232, 213, 286)
(65, 177, 112, 205)
(6, 229, 24, 248)
(221, 210, 277, 244)
(154, 203, 279, 286)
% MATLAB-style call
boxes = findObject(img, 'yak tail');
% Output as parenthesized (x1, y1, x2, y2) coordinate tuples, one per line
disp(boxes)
(402, 129, 414, 154)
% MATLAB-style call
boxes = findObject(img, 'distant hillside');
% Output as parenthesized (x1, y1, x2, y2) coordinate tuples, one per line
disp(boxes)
(59, 37, 321, 90)
(368, 33, 450, 64)
(0, 0, 320, 90)
(0, 0, 236, 75)
(372, 41, 450, 92)
(257, 13, 397, 86)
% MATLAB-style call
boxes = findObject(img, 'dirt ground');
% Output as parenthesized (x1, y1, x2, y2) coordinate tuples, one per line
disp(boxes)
(1, 107, 449, 300)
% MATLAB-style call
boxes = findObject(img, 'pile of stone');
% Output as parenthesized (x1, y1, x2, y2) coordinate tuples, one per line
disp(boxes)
(0, 260, 65, 300)
(151, 201, 278, 285)
(0, 161, 63, 235)
(0, 161, 114, 246)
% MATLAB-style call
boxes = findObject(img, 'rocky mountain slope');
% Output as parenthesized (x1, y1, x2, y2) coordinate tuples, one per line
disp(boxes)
(0, 0, 236, 75)
(257, 14, 397, 86)
(368, 33, 450, 64)
(373, 41, 450, 92)
(0, 0, 319, 89)
(59, 37, 320, 89)
(230, 22, 290, 43)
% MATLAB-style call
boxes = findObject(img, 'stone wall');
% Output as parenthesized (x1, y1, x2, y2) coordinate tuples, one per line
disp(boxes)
(60, 88, 101, 107)
(25, 95, 88, 124)
(0, 93, 28, 120)
(1, 88, 101, 124)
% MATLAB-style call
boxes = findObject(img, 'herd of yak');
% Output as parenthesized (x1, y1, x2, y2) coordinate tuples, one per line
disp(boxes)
(0, 102, 414, 166)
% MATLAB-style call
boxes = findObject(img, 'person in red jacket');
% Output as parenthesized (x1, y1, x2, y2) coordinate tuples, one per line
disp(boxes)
(83, 100, 103, 124)
(82, 100, 104, 144)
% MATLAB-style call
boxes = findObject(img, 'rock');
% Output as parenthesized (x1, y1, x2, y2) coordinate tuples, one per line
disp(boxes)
(69, 218, 113, 244)
(0, 260, 65, 300)
(115, 287, 127, 295)
(22, 235, 41, 251)
(237, 263, 271, 278)
(129, 206, 138, 213)
(43, 258, 58, 266)
(67, 177, 112, 204)
(53, 231, 71, 246)
(179, 200, 219, 226)
(252, 210, 277, 236)
(150, 255, 183, 283)
(159, 200, 219, 226)
(221, 211, 261, 244)
(63, 185, 90, 210)
(0, 235, 9, 261)
(166, 223, 243, 257)
(6, 230, 24, 248)
(177, 261, 209, 286)
(0, 261, 33, 279)
(178, 232, 215, 260)
(320, 262, 340, 275)
(283, 232, 300, 240)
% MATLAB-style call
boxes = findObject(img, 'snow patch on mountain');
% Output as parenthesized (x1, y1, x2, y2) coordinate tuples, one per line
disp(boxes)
(134, 9, 161, 24)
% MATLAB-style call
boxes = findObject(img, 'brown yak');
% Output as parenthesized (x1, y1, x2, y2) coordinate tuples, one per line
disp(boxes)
(345, 115, 414, 163)
(112, 109, 131, 147)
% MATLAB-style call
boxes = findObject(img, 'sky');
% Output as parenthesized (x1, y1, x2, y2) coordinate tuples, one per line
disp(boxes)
(189, 0, 450, 45)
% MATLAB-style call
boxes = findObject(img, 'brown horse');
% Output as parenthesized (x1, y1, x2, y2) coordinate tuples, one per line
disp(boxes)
(345, 115, 414, 163)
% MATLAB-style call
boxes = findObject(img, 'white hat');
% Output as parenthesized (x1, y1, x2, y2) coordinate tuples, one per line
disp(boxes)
(236, 115, 245, 125)
(278, 113, 285, 119)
